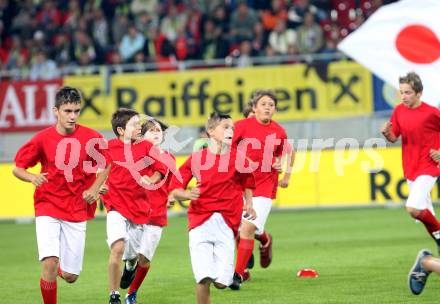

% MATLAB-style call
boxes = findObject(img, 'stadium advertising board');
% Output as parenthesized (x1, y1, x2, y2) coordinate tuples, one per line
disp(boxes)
(3, 147, 434, 218)
(0, 62, 373, 132)
(0, 80, 62, 132)
(109, 61, 373, 126)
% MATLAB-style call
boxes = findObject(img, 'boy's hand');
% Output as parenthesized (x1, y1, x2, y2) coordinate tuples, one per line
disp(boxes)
(272, 157, 282, 172)
(430, 149, 440, 162)
(188, 187, 200, 200)
(30, 172, 48, 187)
(243, 200, 257, 220)
(167, 194, 176, 208)
(381, 122, 392, 136)
(278, 176, 290, 188)
(99, 184, 108, 195)
(83, 187, 99, 204)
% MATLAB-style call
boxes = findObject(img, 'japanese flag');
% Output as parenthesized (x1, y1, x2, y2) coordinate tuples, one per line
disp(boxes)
(338, 0, 440, 106)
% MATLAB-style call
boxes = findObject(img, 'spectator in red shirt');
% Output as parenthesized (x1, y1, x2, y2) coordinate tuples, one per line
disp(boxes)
(382, 72, 440, 253)
(13, 86, 110, 304)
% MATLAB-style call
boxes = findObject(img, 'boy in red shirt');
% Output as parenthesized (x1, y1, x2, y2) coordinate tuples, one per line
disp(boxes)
(240, 100, 295, 280)
(13, 86, 110, 304)
(124, 119, 176, 304)
(169, 112, 256, 304)
(102, 109, 167, 304)
(231, 90, 288, 289)
(382, 72, 440, 253)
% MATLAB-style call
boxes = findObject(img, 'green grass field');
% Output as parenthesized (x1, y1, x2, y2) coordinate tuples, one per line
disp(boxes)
(1, 207, 439, 303)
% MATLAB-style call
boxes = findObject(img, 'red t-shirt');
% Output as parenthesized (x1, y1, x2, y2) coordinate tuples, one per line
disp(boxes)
(391, 102, 440, 180)
(14, 125, 108, 222)
(169, 149, 255, 235)
(147, 151, 176, 227)
(233, 117, 287, 199)
(102, 139, 167, 224)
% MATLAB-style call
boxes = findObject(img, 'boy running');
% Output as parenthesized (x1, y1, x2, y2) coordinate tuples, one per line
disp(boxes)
(382, 72, 440, 253)
(169, 112, 256, 304)
(102, 109, 167, 304)
(12, 86, 110, 304)
(231, 90, 288, 289)
(124, 119, 176, 304)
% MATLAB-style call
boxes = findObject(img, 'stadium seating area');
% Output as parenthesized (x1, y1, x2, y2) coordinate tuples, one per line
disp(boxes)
(0, 0, 396, 78)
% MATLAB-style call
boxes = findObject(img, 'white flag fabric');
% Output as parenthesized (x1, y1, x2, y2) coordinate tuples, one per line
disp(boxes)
(338, 0, 440, 107)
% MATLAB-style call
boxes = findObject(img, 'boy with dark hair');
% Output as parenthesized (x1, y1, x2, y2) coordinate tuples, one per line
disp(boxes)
(124, 119, 176, 304)
(103, 109, 167, 304)
(13, 86, 110, 304)
(169, 112, 256, 304)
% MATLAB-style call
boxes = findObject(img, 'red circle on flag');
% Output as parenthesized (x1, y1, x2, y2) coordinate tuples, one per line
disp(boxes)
(395, 24, 440, 64)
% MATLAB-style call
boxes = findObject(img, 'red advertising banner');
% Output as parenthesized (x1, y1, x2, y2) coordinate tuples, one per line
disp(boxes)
(0, 80, 63, 132)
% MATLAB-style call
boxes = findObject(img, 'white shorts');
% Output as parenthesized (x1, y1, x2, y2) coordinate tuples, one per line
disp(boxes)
(189, 213, 234, 285)
(138, 225, 163, 262)
(106, 211, 143, 260)
(406, 175, 437, 213)
(243, 196, 272, 235)
(35, 216, 87, 275)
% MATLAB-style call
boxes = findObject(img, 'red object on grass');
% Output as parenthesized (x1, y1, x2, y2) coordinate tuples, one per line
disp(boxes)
(297, 268, 319, 278)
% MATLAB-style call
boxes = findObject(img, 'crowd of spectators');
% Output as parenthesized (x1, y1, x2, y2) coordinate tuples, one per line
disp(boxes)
(0, 0, 397, 79)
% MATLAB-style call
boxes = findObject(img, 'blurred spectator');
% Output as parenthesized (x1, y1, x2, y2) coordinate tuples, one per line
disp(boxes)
(52, 32, 72, 66)
(131, 0, 158, 15)
(288, 0, 326, 28)
(160, 4, 187, 42)
(235, 40, 253, 67)
(212, 5, 230, 34)
(63, 0, 81, 32)
(110, 51, 124, 74)
(5, 36, 29, 71)
(251, 22, 267, 56)
(156, 38, 177, 71)
(136, 10, 159, 38)
(36, 0, 62, 28)
(196, 0, 223, 14)
(10, 7, 33, 39)
(92, 9, 110, 50)
(175, 27, 189, 60)
(201, 19, 229, 60)
(119, 24, 145, 62)
(229, 1, 258, 42)
(261, 0, 288, 31)
(296, 11, 323, 54)
(29, 49, 59, 80)
(268, 20, 297, 55)
(71, 30, 96, 64)
(112, 13, 129, 45)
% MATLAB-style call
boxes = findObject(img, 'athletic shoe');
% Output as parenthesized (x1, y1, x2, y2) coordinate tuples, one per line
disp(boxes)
(259, 234, 273, 268)
(229, 272, 243, 290)
(109, 292, 121, 304)
(246, 253, 255, 269)
(242, 269, 251, 282)
(408, 249, 432, 295)
(125, 291, 137, 304)
(120, 264, 137, 289)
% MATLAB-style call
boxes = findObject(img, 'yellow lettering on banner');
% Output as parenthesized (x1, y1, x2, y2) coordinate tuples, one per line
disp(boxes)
(64, 75, 114, 130)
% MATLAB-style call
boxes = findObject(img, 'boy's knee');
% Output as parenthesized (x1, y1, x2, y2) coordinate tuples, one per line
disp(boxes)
(406, 207, 421, 218)
(138, 254, 150, 267)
